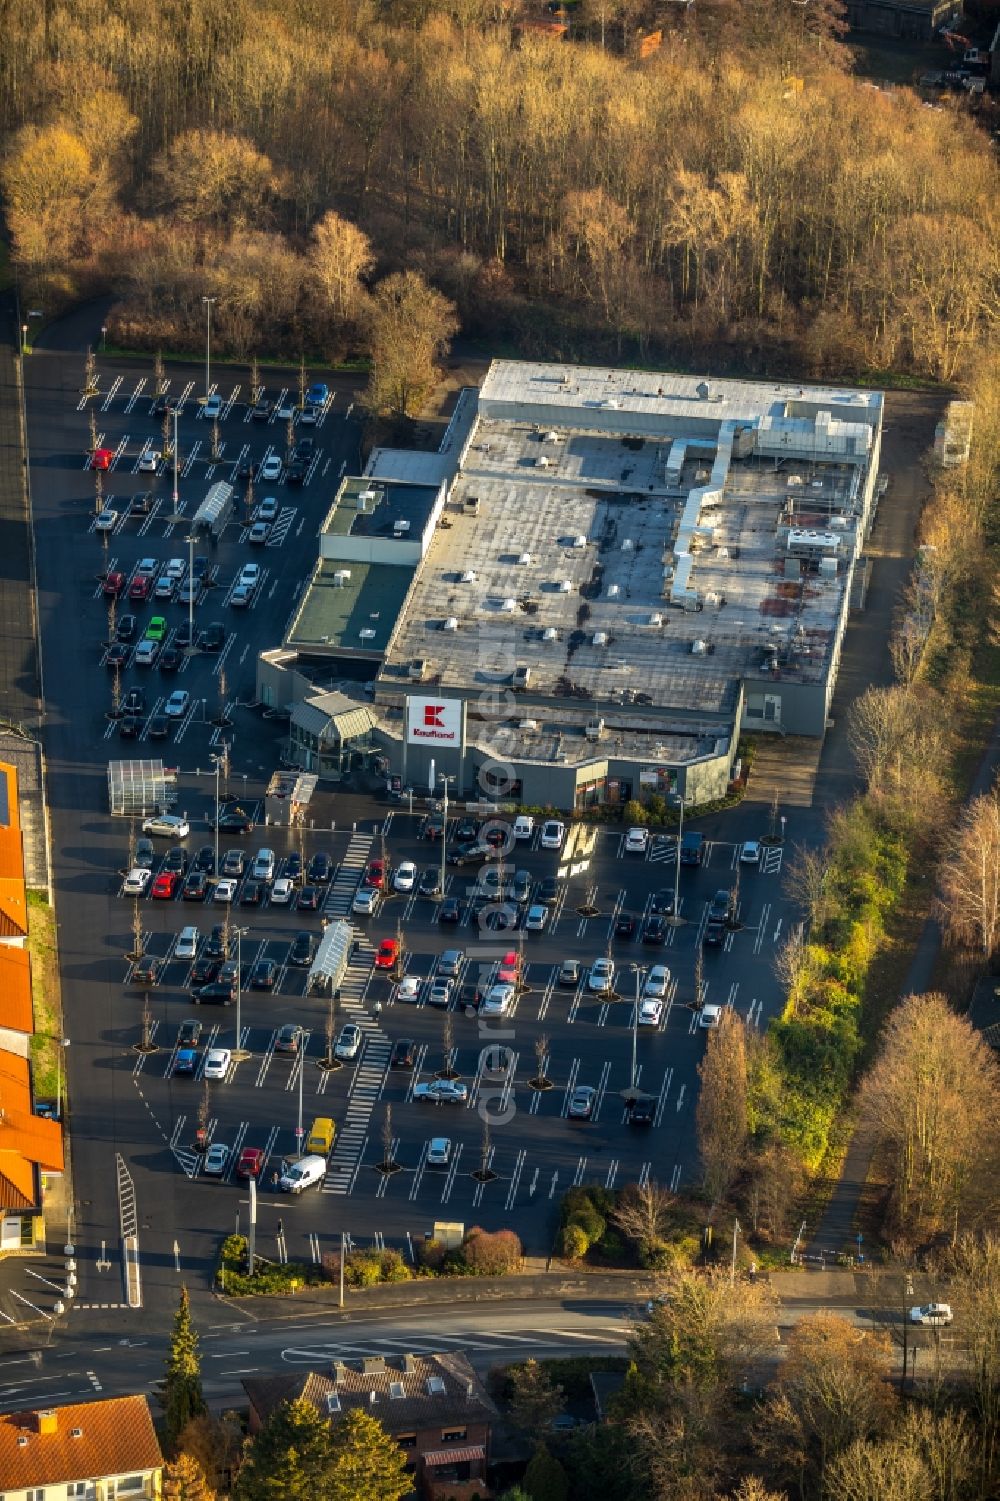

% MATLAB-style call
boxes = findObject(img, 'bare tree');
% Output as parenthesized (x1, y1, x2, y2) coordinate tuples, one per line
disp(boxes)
(381, 1102, 394, 1170)
(946, 1234, 1000, 1478)
(533, 1031, 549, 1086)
(210, 418, 220, 461)
(612, 1180, 676, 1261)
(784, 844, 831, 929)
(696, 1009, 748, 1201)
(139, 993, 155, 1052)
(250, 355, 259, 400)
(693, 948, 704, 1009)
(440, 1012, 455, 1078)
(106, 593, 117, 646)
(937, 785, 1000, 961)
(858, 993, 1000, 1238)
(323, 989, 338, 1067)
(154, 350, 165, 390)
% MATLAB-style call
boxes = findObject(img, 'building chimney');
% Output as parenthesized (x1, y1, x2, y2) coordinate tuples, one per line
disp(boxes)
(36, 1411, 57, 1436)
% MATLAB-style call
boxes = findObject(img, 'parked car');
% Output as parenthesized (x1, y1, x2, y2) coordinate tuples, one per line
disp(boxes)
(393, 861, 417, 892)
(289, 931, 315, 967)
(203, 1047, 232, 1080)
(307, 852, 332, 884)
(374, 939, 399, 971)
(236, 1147, 265, 1180)
(568, 1085, 596, 1119)
(414, 1080, 468, 1104)
(123, 867, 151, 897)
(397, 976, 421, 1003)
(525, 904, 549, 931)
(335, 1023, 362, 1061)
(438, 897, 462, 923)
(910, 1303, 953, 1326)
(275, 1023, 302, 1053)
(203, 1142, 229, 1176)
(271, 877, 294, 905)
(558, 959, 581, 987)
(588, 958, 615, 994)
(142, 814, 189, 838)
(390, 1039, 416, 1069)
(540, 819, 565, 849)
(250, 958, 277, 991)
(164, 689, 190, 719)
(151, 871, 179, 900)
(699, 1004, 723, 1029)
(625, 826, 650, 854)
(279, 1156, 326, 1193)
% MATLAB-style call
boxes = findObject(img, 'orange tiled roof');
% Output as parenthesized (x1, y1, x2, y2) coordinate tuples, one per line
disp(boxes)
(0, 1396, 163, 1490)
(0, 947, 34, 1034)
(0, 764, 27, 941)
(0, 1050, 63, 1211)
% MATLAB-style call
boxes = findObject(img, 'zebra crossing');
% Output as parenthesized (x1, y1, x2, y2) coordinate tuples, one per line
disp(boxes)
(323, 940, 391, 1194)
(323, 834, 373, 917)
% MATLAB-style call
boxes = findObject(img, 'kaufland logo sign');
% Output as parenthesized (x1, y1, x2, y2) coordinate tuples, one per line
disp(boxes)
(407, 696, 462, 745)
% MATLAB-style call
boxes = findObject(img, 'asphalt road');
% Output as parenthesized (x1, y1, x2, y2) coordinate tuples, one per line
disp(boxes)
(21, 309, 822, 1342)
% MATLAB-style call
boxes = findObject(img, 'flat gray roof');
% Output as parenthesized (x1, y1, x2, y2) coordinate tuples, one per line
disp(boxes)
(322, 476, 439, 542)
(288, 559, 415, 658)
(380, 419, 856, 712)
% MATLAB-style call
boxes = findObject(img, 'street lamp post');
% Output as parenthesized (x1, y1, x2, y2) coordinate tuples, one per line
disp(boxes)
(669, 794, 686, 926)
(21, 324, 28, 356)
(210, 753, 222, 877)
(171, 405, 180, 518)
(902, 1276, 914, 1392)
(621, 964, 644, 1105)
(55, 1037, 70, 1119)
(233, 926, 250, 1061)
(101, 325, 107, 351)
(202, 296, 216, 404)
(438, 774, 456, 898)
(185, 529, 198, 656)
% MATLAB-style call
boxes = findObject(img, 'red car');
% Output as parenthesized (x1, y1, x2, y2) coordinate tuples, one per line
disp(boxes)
(498, 951, 520, 986)
(374, 938, 399, 971)
(236, 1146, 265, 1180)
(129, 575, 152, 602)
(103, 571, 125, 597)
(91, 447, 114, 470)
(151, 871, 179, 900)
(363, 859, 385, 889)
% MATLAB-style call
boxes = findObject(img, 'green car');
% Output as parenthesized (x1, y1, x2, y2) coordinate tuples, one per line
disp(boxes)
(146, 616, 167, 642)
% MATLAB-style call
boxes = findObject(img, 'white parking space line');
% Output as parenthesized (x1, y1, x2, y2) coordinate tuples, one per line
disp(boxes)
(408, 1143, 429, 1202)
(560, 1057, 581, 1117)
(440, 1143, 463, 1203)
(181, 439, 202, 478)
(653, 1067, 673, 1128)
(174, 380, 195, 413)
(100, 375, 123, 412)
(124, 377, 147, 414)
(221, 385, 241, 418)
(505, 1149, 527, 1211)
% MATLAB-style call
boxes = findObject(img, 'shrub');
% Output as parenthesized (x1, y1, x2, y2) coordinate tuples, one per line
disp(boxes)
(455, 1227, 523, 1276)
(343, 1249, 413, 1287)
(560, 1224, 590, 1261)
(216, 1235, 321, 1296)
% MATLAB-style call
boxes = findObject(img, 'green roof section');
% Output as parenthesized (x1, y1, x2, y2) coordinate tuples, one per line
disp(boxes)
(287, 559, 416, 656)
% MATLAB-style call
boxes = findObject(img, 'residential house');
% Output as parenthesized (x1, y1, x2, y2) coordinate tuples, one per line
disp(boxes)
(0, 1050, 64, 1253)
(0, 1396, 163, 1501)
(0, 764, 28, 946)
(244, 1351, 497, 1500)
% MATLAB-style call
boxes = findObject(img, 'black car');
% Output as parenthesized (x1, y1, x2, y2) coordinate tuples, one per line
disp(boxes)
(132, 954, 161, 986)
(284, 852, 303, 884)
(182, 870, 208, 901)
(177, 1019, 202, 1046)
(119, 715, 141, 739)
(287, 458, 307, 485)
(152, 395, 177, 417)
(129, 493, 154, 517)
(158, 646, 182, 673)
(642, 915, 667, 945)
(454, 818, 479, 844)
(216, 806, 254, 832)
(458, 982, 482, 1012)
(205, 925, 230, 959)
(252, 393, 272, 421)
(250, 958, 277, 991)
(192, 556, 209, 581)
(390, 1038, 416, 1069)
(236, 455, 254, 481)
(649, 889, 677, 917)
(164, 846, 188, 874)
(199, 622, 225, 652)
(117, 615, 138, 643)
(218, 959, 241, 988)
(148, 714, 169, 739)
(307, 852, 332, 885)
(190, 956, 220, 986)
(240, 879, 262, 906)
(511, 870, 532, 906)
(615, 914, 637, 939)
(192, 981, 234, 1005)
(194, 845, 216, 873)
(222, 849, 246, 877)
(539, 876, 561, 905)
(175, 622, 194, 649)
(448, 842, 480, 867)
(629, 1095, 655, 1126)
(293, 437, 315, 464)
(297, 884, 321, 911)
(289, 931, 315, 967)
(106, 642, 129, 668)
(438, 897, 462, 924)
(418, 868, 442, 898)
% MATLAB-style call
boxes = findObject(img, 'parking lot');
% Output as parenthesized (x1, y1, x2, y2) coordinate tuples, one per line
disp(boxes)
(23, 334, 802, 1327)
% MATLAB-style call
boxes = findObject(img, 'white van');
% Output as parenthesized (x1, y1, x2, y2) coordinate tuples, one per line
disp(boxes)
(279, 1155, 327, 1193)
(513, 815, 534, 840)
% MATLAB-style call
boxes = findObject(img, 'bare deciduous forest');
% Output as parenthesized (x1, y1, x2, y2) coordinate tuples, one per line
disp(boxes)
(1, 0, 998, 384)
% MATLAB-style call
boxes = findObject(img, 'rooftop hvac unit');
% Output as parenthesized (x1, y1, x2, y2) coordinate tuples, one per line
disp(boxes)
(704, 592, 722, 610)
(359, 628, 377, 640)
(542, 627, 558, 641)
(696, 380, 710, 400)
(593, 631, 608, 646)
(544, 431, 560, 443)
(607, 584, 621, 599)
(537, 456, 551, 468)
(648, 612, 662, 626)
(558, 579, 572, 593)
(393, 519, 411, 534)
(520, 719, 539, 731)
(622, 538, 634, 552)
(786, 474, 804, 487)
(443, 617, 459, 631)
(572, 534, 586, 549)
(332, 569, 352, 587)
(830, 516, 848, 530)
(819, 557, 838, 577)
(408, 659, 428, 681)
(518, 553, 532, 565)
(460, 569, 477, 583)
(691, 639, 708, 655)
(605, 398, 619, 409)
(585, 719, 605, 741)
(501, 597, 517, 612)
